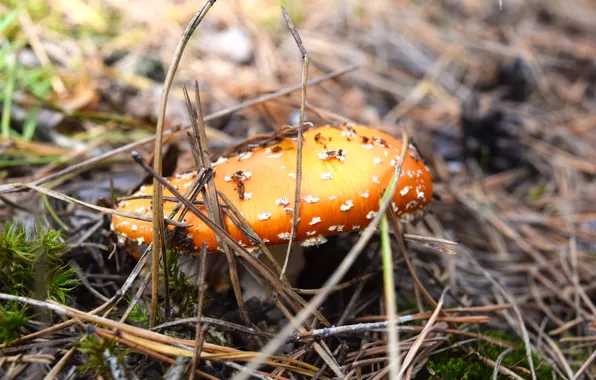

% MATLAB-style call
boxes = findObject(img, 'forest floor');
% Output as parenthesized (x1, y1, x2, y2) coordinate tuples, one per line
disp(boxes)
(1, 0, 595, 379)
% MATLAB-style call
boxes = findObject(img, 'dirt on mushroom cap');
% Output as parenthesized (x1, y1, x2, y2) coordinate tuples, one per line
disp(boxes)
(111, 124, 433, 252)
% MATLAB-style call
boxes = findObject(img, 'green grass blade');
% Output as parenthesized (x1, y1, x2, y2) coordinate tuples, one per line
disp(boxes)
(2, 50, 18, 139)
(0, 10, 19, 36)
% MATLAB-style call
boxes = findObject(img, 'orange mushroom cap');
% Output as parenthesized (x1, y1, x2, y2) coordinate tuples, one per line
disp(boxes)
(112, 125, 433, 252)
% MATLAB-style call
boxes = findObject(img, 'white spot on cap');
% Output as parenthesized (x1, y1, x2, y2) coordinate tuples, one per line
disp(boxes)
(238, 151, 253, 160)
(136, 237, 145, 245)
(131, 225, 138, 231)
(406, 200, 419, 210)
(244, 193, 252, 200)
(400, 186, 411, 196)
(329, 195, 337, 200)
(337, 225, 345, 232)
(289, 173, 297, 179)
(224, 176, 233, 182)
(212, 157, 228, 166)
(309, 217, 321, 225)
(317, 150, 346, 162)
(280, 165, 286, 169)
(342, 130, 357, 138)
(321, 172, 333, 180)
(360, 190, 369, 198)
(306, 231, 317, 236)
(340, 200, 354, 211)
(361, 144, 373, 150)
(373, 157, 382, 165)
(258, 212, 272, 221)
(303, 195, 320, 204)
(276, 198, 289, 207)
(278, 232, 292, 240)
(300, 235, 328, 247)
(268, 152, 283, 158)
(372, 176, 380, 184)
(366, 211, 377, 219)
(352, 225, 361, 230)
(328, 225, 337, 231)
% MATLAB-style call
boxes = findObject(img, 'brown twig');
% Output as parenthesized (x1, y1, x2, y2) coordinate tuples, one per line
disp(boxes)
(280, 6, 310, 281)
(150, 0, 216, 328)
(189, 243, 208, 380)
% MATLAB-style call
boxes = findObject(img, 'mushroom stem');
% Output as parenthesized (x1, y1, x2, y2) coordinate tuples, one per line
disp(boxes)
(176, 243, 305, 301)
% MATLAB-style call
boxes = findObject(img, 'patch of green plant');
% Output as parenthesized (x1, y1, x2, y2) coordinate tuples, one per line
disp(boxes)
(0, 302, 34, 344)
(162, 249, 199, 319)
(481, 330, 553, 378)
(425, 330, 553, 379)
(527, 183, 546, 202)
(78, 335, 130, 379)
(46, 264, 80, 303)
(0, 221, 80, 301)
(0, 39, 53, 140)
(428, 353, 491, 379)
(126, 296, 149, 325)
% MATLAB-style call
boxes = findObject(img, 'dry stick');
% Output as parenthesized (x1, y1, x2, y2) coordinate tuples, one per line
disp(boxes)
(217, 191, 286, 281)
(492, 347, 514, 380)
(280, 6, 309, 280)
(150, 0, 216, 328)
(397, 287, 448, 378)
(460, 247, 537, 380)
(189, 243, 208, 380)
(43, 346, 76, 380)
(94, 328, 220, 380)
(6, 183, 189, 228)
(297, 315, 484, 339)
(380, 211, 400, 379)
(153, 317, 277, 341)
(572, 348, 596, 380)
(231, 122, 412, 380)
(189, 82, 251, 326)
(391, 218, 438, 309)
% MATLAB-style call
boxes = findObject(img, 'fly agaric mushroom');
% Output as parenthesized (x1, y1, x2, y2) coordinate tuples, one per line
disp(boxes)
(111, 124, 432, 252)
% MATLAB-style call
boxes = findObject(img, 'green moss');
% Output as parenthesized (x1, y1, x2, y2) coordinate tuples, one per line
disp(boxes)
(0, 302, 34, 344)
(0, 222, 80, 338)
(161, 250, 199, 319)
(428, 353, 491, 379)
(425, 330, 553, 379)
(46, 264, 80, 304)
(126, 297, 149, 325)
(78, 335, 131, 379)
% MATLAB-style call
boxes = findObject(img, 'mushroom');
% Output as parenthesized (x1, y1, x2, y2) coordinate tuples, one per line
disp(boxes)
(112, 124, 433, 253)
